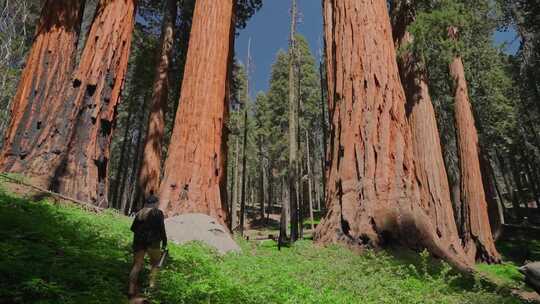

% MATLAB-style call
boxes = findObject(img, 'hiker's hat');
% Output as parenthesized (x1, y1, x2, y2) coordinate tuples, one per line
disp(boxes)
(145, 194, 159, 206)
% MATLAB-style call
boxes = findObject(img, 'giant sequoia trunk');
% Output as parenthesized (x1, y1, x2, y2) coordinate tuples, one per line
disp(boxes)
(448, 28, 501, 263)
(391, 1, 471, 265)
(0, 0, 85, 174)
(314, 0, 472, 271)
(158, 0, 235, 226)
(138, 0, 177, 199)
(51, 0, 137, 206)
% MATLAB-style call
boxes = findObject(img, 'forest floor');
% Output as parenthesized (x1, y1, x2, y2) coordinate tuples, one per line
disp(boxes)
(0, 176, 538, 304)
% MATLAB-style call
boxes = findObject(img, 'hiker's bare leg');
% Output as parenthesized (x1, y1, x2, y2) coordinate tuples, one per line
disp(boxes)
(129, 250, 146, 296)
(148, 248, 161, 288)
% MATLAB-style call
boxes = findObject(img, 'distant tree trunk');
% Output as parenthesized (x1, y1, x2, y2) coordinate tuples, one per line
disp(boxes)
(117, 158, 130, 211)
(0, 0, 85, 176)
(111, 109, 134, 209)
(447, 152, 464, 233)
(495, 148, 521, 221)
(306, 131, 315, 231)
(319, 60, 328, 213)
(127, 127, 146, 214)
(227, 166, 234, 218)
(158, 0, 235, 226)
(492, 177, 506, 225)
(250, 176, 255, 209)
(530, 162, 540, 205)
(239, 39, 251, 235)
(521, 150, 540, 207)
(479, 149, 504, 239)
(288, 0, 300, 242)
(227, 161, 233, 216)
(231, 137, 240, 229)
(511, 159, 529, 211)
(315, 181, 321, 211)
(391, 0, 471, 264)
(123, 90, 149, 214)
(122, 127, 144, 215)
(279, 174, 289, 243)
(314, 0, 473, 271)
(448, 27, 501, 263)
(267, 166, 274, 218)
(522, 113, 540, 157)
(138, 0, 177, 199)
(259, 138, 267, 220)
(510, 152, 526, 216)
(486, 153, 506, 216)
(299, 158, 305, 239)
(239, 108, 248, 235)
(283, 176, 290, 226)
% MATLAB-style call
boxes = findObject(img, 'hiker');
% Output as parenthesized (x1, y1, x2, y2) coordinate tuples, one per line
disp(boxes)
(128, 194, 167, 298)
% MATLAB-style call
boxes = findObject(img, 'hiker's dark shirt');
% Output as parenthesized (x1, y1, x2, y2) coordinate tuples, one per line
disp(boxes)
(130, 205, 167, 251)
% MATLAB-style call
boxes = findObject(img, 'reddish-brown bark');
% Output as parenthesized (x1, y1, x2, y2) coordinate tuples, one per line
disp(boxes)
(138, 0, 177, 199)
(158, 0, 235, 226)
(392, 1, 472, 265)
(449, 28, 501, 263)
(314, 0, 472, 271)
(0, 0, 85, 174)
(50, 0, 137, 206)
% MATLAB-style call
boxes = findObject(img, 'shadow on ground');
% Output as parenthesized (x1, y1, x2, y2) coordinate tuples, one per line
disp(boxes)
(497, 225, 540, 264)
(0, 191, 132, 304)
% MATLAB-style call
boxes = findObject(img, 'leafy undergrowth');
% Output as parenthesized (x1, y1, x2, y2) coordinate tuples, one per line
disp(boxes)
(0, 188, 133, 303)
(0, 184, 528, 304)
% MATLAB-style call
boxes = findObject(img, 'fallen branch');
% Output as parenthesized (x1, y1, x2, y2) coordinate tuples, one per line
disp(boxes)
(0, 173, 103, 212)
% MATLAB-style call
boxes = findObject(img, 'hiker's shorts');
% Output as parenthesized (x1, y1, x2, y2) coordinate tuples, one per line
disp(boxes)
(132, 240, 160, 253)
(133, 247, 161, 267)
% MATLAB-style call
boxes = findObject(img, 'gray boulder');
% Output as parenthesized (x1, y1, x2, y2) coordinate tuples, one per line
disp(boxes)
(520, 262, 540, 294)
(165, 213, 241, 254)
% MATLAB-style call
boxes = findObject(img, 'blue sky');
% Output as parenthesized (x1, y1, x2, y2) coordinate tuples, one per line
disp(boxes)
(236, 1, 520, 97)
(236, 0, 323, 96)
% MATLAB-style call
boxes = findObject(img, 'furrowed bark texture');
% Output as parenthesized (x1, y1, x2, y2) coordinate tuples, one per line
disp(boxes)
(51, 0, 137, 207)
(448, 31, 501, 263)
(158, 0, 234, 226)
(0, 0, 85, 173)
(314, 0, 472, 271)
(392, 1, 472, 266)
(138, 0, 177, 199)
